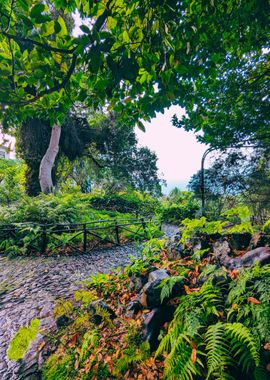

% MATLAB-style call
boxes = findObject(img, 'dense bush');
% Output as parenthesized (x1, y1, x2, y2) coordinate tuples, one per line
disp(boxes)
(158, 189, 199, 224)
(36, 236, 270, 380)
(180, 206, 254, 243)
(88, 191, 159, 216)
(0, 194, 83, 225)
(0, 193, 161, 256)
(159, 202, 199, 224)
(0, 159, 26, 205)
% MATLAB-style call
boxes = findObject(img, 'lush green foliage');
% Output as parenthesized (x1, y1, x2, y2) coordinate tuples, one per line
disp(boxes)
(7, 319, 40, 361)
(88, 190, 160, 216)
(180, 206, 254, 243)
(1, 0, 267, 142)
(0, 159, 26, 205)
(158, 190, 199, 224)
(157, 264, 270, 380)
(0, 191, 162, 256)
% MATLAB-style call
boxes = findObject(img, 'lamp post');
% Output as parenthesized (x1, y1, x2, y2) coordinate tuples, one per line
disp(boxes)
(200, 147, 215, 216)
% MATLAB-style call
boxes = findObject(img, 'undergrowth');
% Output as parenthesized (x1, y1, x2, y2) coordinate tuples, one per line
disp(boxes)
(37, 236, 270, 380)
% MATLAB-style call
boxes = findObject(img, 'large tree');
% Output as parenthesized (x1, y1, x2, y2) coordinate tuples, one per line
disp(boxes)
(57, 113, 164, 196)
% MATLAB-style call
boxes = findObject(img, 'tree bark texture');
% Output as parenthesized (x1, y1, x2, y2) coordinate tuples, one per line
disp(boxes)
(39, 124, 61, 194)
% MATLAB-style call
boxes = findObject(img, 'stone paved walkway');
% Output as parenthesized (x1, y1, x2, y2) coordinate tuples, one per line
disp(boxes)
(0, 225, 179, 379)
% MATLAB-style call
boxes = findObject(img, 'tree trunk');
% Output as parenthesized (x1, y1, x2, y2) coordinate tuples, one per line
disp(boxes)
(39, 124, 61, 194)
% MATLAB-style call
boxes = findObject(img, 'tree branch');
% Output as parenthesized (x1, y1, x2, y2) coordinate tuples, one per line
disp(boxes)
(7, 37, 15, 90)
(4, 0, 15, 32)
(2, 31, 76, 54)
(87, 153, 104, 168)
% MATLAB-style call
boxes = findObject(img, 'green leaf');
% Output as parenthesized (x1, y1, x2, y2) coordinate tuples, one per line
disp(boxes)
(30, 3, 45, 19)
(137, 121, 146, 132)
(122, 30, 130, 43)
(17, 0, 29, 12)
(80, 25, 91, 34)
(57, 16, 67, 37)
(107, 16, 117, 29)
(42, 20, 55, 37)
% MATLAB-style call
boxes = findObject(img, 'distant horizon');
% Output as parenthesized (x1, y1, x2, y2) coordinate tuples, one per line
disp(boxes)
(162, 180, 189, 195)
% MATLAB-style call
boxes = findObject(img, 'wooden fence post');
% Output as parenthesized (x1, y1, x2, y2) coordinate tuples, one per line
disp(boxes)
(83, 223, 87, 252)
(115, 221, 120, 245)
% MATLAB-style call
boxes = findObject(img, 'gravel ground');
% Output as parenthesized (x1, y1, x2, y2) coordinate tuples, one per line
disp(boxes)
(0, 225, 178, 379)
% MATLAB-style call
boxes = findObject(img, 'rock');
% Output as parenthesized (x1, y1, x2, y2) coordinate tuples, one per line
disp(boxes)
(142, 305, 175, 351)
(172, 234, 181, 243)
(191, 235, 211, 252)
(56, 315, 71, 328)
(229, 233, 252, 250)
(165, 238, 184, 260)
(247, 232, 270, 251)
(148, 269, 169, 283)
(88, 300, 116, 325)
(227, 247, 270, 269)
(212, 240, 232, 263)
(125, 300, 143, 318)
(140, 276, 183, 309)
(128, 274, 147, 292)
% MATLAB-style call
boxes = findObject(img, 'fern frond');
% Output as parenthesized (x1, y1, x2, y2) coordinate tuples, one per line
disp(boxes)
(254, 362, 269, 380)
(225, 322, 260, 370)
(159, 276, 185, 303)
(164, 341, 202, 380)
(205, 322, 230, 379)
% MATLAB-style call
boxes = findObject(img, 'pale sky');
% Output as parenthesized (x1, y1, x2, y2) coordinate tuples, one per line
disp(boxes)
(135, 106, 208, 194)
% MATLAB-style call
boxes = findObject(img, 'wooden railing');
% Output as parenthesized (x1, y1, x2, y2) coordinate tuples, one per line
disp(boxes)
(0, 217, 161, 255)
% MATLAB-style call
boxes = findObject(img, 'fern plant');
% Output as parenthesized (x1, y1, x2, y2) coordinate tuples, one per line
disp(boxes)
(205, 322, 260, 379)
(157, 265, 270, 380)
(159, 275, 185, 303)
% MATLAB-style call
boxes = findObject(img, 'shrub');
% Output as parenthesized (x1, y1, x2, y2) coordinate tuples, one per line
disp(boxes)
(88, 191, 159, 216)
(0, 159, 26, 206)
(159, 202, 199, 224)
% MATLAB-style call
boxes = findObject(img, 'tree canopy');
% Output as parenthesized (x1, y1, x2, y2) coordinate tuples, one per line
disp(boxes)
(1, 0, 268, 133)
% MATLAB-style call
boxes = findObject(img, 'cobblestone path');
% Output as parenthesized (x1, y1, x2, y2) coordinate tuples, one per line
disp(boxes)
(0, 225, 179, 379)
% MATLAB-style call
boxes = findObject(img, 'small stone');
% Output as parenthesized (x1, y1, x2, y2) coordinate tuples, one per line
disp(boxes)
(128, 275, 146, 292)
(148, 269, 169, 283)
(126, 300, 143, 318)
(142, 305, 175, 351)
(56, 315, 71, 328)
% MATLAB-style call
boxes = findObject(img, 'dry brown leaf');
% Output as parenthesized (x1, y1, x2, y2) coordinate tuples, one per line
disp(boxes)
(191, 348, 197, 364)
(69, 333, 80, 348)
(184, 285, 200, 294)
(247, 296, 261, 305)
(229, 269, 240, 279)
